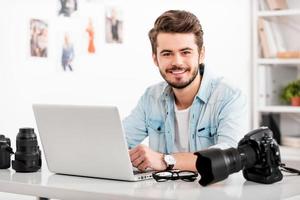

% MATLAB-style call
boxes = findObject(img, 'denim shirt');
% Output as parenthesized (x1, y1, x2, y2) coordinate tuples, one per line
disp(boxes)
(123, 68, 247, 154)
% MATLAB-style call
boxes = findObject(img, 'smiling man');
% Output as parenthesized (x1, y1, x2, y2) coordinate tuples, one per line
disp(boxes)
(123, 10, 247, 172)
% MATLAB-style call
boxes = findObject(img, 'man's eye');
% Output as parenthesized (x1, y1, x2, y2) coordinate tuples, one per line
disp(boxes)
(162, 53, 171, 56)
(182, 51, 191, 55)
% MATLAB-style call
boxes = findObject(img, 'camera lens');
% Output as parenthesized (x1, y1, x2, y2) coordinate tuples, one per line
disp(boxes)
(12, 128, 42, 172)
(0, 135, 13, 169)
(195, 145, 257, 186)
(194, 148, 241, 186)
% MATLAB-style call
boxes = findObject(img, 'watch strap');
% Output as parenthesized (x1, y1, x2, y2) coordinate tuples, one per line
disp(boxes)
(166, 164, 174, 170)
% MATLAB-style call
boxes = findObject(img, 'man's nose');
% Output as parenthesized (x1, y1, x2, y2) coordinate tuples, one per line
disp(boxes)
(171, 54, 183, 66)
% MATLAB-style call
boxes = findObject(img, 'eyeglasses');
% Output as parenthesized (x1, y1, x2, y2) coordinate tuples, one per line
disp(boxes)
(152, 170, 198, 182)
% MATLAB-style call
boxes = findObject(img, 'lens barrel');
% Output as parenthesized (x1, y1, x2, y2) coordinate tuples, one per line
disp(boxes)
(12, 128, 42, 172)
(194, 145, 258, 186)
(194, 148, 242, 186)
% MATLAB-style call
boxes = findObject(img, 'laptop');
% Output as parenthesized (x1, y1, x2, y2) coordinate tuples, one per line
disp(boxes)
(32, 104, 153, 181)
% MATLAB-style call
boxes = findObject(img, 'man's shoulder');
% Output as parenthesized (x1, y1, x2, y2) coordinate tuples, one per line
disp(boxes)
(215, 78, 242, 96)
(205, 70, 243, 102)
(144, 81, 168, 97)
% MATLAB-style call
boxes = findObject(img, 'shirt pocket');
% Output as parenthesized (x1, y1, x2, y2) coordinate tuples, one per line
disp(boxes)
(196, 126, 217, 149)
(147, 118, 166, 152)
(148, 118, 165, 134)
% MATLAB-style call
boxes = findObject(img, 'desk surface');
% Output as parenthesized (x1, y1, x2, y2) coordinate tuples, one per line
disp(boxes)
(0, 146, 299, 200)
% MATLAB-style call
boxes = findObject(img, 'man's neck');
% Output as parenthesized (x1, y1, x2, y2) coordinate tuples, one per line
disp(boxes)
(173, 74, 201, 110)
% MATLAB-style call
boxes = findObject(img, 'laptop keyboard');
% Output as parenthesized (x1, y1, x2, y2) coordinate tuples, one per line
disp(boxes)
(133, 170, 143, 175)
(133, 167, 154, 175)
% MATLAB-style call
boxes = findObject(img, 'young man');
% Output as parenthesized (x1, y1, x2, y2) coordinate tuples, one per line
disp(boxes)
(123, 10, 247, 172)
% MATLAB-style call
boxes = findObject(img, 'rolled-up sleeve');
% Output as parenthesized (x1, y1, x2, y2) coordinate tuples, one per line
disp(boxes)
(122, 92, 148, 149)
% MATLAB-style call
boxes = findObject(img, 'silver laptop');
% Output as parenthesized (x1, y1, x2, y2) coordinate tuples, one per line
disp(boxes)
(32, 104, 153, 181)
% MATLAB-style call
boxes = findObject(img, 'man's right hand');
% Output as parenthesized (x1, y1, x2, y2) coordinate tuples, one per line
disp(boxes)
(129, 144, 167, 171)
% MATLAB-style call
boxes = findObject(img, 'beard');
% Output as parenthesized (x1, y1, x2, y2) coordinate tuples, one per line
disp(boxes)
(159, 65, 199, 89)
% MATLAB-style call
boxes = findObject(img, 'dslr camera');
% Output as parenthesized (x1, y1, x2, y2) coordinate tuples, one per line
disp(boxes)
(0, 128, 41, 172)
(194, 127, 283, 186)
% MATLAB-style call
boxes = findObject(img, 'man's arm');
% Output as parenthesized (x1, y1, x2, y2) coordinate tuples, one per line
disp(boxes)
(172, 152, 197, 171)
(129, 144, 197, 171)
(123, 92, 149, 149)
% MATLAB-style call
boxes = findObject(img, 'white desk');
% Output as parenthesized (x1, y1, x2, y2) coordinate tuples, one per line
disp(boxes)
(0, 146, 299, 200)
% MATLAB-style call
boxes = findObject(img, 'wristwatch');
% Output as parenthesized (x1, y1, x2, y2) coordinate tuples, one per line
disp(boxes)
(163, 154, 176, 170)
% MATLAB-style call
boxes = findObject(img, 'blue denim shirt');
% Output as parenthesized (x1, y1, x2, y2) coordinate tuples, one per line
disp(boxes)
(123, 68, 247, 154)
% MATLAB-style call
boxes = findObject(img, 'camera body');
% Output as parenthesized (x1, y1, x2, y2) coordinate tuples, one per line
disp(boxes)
(239, 127, 282, 184)
(194, 127, 283, 186)
(0, 135, 13, 169)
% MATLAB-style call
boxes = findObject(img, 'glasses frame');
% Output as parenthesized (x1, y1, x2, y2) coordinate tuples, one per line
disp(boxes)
(152, 169, 198, 182)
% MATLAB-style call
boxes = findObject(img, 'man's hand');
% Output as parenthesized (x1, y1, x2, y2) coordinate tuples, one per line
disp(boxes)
(129, 144, 166, 171)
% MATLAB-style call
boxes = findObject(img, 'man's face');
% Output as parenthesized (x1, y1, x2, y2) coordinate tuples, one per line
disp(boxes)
(153, 33, 204, 89)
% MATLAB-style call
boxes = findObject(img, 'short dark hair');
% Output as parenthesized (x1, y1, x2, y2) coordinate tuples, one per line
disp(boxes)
(148, 10, 204, 55)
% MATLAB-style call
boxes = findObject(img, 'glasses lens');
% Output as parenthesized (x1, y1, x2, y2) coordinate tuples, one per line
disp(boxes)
(153, 171, 173, 182)
(155, 171, 173, 178)
(178, 171, 198, 182)
(178, 171, 196, 176)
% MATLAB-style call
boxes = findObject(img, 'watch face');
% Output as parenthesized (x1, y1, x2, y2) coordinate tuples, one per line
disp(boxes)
(165, 155, 176, 165)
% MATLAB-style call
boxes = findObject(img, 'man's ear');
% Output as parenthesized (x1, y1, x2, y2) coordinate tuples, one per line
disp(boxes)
(152, 53, 159, 67)
(199, 46, 205, 63)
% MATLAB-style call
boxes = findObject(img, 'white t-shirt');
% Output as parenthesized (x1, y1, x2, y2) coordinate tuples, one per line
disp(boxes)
(173, 103, 191, 152)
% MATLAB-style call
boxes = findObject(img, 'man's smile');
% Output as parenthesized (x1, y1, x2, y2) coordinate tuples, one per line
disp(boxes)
(167, 68, 188, 77)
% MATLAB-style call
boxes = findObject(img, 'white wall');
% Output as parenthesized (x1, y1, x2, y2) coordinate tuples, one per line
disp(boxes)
(0, 0, 251, 142)
(0, 1, 251, 198)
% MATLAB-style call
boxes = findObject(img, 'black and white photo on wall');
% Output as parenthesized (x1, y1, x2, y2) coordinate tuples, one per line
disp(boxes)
(58, 0, 78, 17)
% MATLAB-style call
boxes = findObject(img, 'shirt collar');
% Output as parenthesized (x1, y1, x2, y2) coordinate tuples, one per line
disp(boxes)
(196, 66, 213, 104)
(161, 84, 173, 101)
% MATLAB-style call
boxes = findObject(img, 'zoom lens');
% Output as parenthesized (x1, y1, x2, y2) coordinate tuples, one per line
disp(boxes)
(194, 148, 241, 186)
(12, 128, 42, 172)
(194, 145, 257, 186)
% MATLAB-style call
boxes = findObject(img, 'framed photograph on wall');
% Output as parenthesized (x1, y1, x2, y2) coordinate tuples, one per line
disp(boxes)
(58, 0, 78, 17)
(105, 6, 123, 44)
(61, 32, 75, 72)
(30, 19, 48, 58)
(86, 17, 96, 54)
